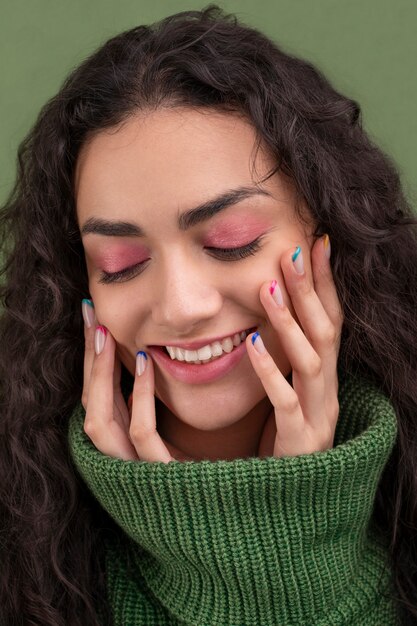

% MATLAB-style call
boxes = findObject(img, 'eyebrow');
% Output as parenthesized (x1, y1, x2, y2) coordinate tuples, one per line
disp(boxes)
(80, 185, 272, 237)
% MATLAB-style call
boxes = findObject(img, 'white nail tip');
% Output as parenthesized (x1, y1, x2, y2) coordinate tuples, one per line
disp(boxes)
(252, 334, 266, 355)
(82, 301, 95, 328)
(136, 353, 147, 376)
(94, 328, 106, 355)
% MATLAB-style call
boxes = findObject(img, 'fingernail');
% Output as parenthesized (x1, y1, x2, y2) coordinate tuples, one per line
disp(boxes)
(292, 246, 304, 275)
(251, 331, 266, 355)
(323, 234, 331, 260)
(95, 325, 107, 355)
(136, 350, 147, 376)
(269, 279, 284, 306)
(82, 299, 95, 328)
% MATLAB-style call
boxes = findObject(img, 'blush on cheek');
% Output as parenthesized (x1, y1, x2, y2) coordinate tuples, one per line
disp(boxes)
(203, 218, 271, 247)
(94, 244, 149, 273)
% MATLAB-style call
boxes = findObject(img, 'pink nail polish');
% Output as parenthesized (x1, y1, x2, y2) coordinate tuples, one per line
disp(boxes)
(95, 326, 107, 355)
(269, 279, 284, 306)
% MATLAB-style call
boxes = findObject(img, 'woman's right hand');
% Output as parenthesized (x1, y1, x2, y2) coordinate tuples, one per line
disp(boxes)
(81, 300, 174, 463)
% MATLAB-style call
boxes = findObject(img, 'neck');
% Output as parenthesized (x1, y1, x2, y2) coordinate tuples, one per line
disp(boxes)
(156, 396, 274, 461)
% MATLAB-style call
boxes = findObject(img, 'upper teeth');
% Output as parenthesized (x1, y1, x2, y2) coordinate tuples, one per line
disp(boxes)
(166, 330, 249, 364)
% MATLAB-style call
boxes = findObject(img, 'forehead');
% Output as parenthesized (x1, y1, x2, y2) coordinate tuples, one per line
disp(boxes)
(74, 108, 277, 218)
(75, 107, 263, 176)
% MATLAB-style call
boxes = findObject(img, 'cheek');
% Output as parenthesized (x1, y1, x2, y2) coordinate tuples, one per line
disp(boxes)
(87, 294, 143, 336)
(225, 261, 278, 314)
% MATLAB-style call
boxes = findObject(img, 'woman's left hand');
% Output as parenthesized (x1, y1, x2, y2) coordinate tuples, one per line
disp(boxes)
(247, 234, 344, 458)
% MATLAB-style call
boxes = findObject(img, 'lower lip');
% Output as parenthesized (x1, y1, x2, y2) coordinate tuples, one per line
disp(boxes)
(148, 336, 252, 384)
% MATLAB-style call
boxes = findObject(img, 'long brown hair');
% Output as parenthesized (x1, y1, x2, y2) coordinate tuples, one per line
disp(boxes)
(1, 5, 416, 624)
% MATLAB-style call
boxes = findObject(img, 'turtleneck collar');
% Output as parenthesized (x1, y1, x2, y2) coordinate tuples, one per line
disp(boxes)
(68, 367, 399, 625)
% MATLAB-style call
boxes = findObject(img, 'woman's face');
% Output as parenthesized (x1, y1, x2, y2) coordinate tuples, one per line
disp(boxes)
(75, 107, 315, 435)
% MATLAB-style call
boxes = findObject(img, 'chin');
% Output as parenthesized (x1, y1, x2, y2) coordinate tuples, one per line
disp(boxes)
(156, 376, 267, 431)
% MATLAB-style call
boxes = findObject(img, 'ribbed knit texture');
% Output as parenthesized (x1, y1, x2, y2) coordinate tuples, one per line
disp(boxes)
(68, 367, 401, 625)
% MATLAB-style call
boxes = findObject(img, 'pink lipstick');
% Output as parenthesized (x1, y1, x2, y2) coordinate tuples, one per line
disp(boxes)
(148, 328, 256, 384)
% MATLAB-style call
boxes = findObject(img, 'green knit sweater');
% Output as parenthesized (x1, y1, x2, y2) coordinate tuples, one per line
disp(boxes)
(68, 367, 401, 625)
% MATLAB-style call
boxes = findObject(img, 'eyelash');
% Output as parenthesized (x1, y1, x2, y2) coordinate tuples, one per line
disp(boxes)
(97, 237, 264, 284)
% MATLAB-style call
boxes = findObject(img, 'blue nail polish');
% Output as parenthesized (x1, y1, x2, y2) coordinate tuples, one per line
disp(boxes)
(292, 246, 301, 262)
(292, 246, 304, 275)
(82, 298, 94, 308)
(136, 351, 147, 376)
(251, 331, 266, 354)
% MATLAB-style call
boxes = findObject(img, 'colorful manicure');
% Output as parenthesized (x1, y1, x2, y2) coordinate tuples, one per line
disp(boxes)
(136, 350, 147, 376)
(323, 234, 331, 260)
(94, 325, 107, 355)
(292, 246, 304, 275)
(81, 298, 95, 328)
(251, 331, 266, 355)
(269, 279, 284, 306)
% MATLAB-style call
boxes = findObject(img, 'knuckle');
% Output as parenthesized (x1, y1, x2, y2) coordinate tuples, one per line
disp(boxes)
(282, 392, 300, 413)
(83, 417, 96, 439)
(279, 308, 295, 331)
(305, 354, 322, 377)
(321, 323, 337, 345)
(298, 279, 312, 296)
(320, 419, 337, 448)
(129, 424, 155, 445)
(289, 272, 311, 296)
(330, 302, 344, 329)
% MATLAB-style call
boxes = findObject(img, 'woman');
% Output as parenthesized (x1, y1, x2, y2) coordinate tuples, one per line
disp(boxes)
(0, 5, 416, 625)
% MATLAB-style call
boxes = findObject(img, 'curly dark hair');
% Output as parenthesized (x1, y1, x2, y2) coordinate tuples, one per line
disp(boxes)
(1, 5, 416, 625)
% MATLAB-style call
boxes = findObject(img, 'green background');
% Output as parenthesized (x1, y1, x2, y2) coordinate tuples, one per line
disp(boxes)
(1, 0, 416, 209)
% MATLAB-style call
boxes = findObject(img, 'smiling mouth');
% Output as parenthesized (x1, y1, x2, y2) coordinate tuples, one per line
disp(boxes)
(158, 326, 257, 365)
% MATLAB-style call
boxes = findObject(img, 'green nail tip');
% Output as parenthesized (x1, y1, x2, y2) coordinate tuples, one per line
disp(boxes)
(292, 246, 301, 262)
(82, 298, 94, 308)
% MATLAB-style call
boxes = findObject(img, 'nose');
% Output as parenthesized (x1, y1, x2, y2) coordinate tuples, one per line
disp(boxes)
(150, 252, 223, 334)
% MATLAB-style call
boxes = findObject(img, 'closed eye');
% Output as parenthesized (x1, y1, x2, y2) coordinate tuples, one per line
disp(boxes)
(98, 260, 150, 284)
(97, 237, 264, 284)
(205, 237, 263, 261)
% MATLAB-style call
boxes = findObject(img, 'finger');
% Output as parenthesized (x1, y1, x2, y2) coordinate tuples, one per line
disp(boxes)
(279, 244, 339, 358)
(129, 350, 173, 464)
(311, 235, 344, 334)
(246, 331, 305, 446)
(81, 299, 97, 410)
(310, 235, 343, 417)
(279, 241, 341, 408)
(258, 282, 327, 429)
(84, 326, 138, 461)
(127, 391, 194, 461)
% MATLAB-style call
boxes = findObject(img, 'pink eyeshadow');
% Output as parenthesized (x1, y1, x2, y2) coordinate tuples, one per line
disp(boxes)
(94, 244, 149, 273)
(203, 217, 271, 247)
